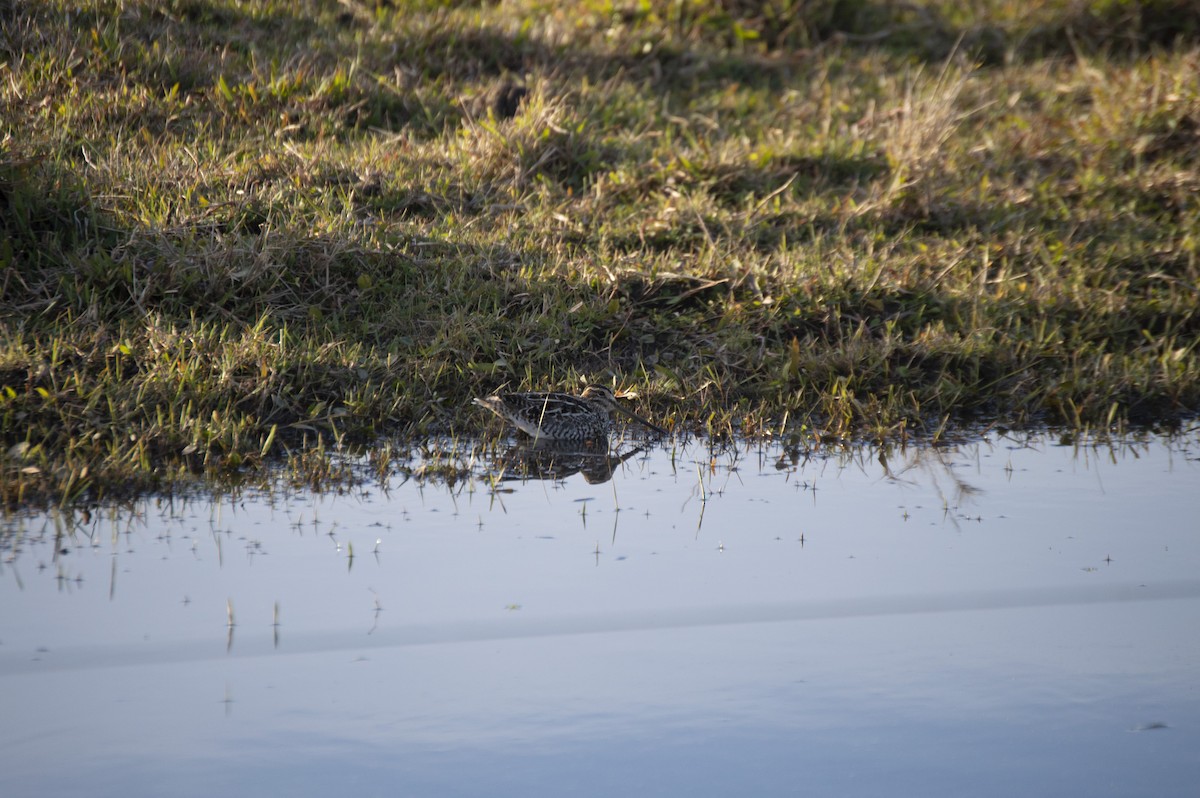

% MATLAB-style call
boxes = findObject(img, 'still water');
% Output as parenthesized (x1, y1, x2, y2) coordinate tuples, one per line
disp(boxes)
(2, 432, 1199, 797)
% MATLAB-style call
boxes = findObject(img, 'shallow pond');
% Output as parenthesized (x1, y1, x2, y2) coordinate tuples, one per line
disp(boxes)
(3, 431, 1200, 797)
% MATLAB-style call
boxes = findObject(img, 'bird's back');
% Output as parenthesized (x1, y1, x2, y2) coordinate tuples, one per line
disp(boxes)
(474, 392, 608, 441)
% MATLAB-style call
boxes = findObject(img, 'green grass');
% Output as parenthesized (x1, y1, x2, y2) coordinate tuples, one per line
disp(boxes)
(2, 0, 1199, 506)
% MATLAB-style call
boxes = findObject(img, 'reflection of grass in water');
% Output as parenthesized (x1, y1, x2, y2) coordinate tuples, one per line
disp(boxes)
(0, 427, 1192, 556)
(3, 429, 1197, 625)
(3, 1, 1200, 506)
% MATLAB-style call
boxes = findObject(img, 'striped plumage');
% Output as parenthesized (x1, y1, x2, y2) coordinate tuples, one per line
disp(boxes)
(473, 385, 665, 442)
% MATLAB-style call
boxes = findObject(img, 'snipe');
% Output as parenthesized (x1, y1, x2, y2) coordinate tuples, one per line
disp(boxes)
(473, 385, 665, 442)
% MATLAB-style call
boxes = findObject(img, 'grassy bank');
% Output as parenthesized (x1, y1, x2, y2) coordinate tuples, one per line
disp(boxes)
(2, 0, 1199, 505)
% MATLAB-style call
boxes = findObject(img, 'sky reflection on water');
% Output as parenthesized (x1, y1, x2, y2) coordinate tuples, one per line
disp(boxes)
(2, 432, 1199, 797)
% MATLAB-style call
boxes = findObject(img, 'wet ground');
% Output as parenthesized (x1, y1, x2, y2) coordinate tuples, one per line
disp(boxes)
(3, 431, 1199, 796)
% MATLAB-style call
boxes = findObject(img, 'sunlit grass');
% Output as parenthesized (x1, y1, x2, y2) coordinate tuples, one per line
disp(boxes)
(2, 0, 1198, 506)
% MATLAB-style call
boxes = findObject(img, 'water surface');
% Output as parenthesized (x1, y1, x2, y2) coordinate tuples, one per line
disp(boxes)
(2, 432, 1199, 797)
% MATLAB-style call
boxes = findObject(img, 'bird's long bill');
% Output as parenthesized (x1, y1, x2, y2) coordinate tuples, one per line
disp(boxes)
(612, 402, 667, 435)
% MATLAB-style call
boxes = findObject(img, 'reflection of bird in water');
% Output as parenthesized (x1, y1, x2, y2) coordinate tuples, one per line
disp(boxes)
(492, 439, 645, 485)
(473, 385, 665, 443)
